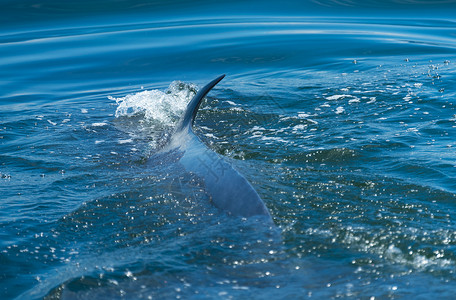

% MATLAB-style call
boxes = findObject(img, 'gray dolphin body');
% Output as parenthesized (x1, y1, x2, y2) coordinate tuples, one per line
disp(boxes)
(164, 75, 271, 219)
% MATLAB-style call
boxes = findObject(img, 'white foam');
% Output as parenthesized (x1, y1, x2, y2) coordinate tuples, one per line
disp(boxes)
(403, 95, 412, 101)
(229, 107, 243, 112)
(335, 107, 345, 114)
(251, 126, 266, 131)
(204, 133, 217, 139)
(367, 97, 376, 104)
(384, 243, 452, 270)
(293, 124, 307, 131)
(297, 112, 313, 118)
(225, 100, 238, 106)
(118, 139, 133, 144)
(92, 122, 107, 127)
(326, 94, 351, 101)
(110, 81, 197, 129)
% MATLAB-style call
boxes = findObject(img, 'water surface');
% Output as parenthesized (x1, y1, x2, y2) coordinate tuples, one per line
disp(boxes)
(1, 1, 456, 299)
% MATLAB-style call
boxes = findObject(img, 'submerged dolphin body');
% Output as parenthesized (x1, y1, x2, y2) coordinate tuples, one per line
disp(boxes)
(164, 75, 271, 219)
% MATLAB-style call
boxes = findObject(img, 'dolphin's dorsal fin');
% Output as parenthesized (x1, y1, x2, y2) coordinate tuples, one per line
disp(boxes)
(176, 74, 225, 133)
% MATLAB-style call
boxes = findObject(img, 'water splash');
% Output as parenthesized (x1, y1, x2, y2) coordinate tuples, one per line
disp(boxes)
(110, 81, 197, 130)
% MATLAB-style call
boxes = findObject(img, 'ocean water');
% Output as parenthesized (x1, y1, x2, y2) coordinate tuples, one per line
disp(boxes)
(1, 1, 456, 299)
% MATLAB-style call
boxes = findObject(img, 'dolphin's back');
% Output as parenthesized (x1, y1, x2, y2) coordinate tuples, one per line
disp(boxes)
(173, 75, 271, 219)
(179, 132, 270, 217)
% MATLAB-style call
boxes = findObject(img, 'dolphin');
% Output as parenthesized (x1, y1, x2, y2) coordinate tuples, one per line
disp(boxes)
(162, 74, 271, 219)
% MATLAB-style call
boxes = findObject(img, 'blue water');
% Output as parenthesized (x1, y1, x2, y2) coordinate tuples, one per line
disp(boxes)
(2, 1, 456, 299)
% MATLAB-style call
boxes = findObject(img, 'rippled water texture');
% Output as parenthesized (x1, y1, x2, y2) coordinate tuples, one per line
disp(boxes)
(1, 1, 456, 299)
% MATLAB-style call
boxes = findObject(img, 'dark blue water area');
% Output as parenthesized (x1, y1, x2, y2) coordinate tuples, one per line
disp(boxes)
(1, 0, 456, 299)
